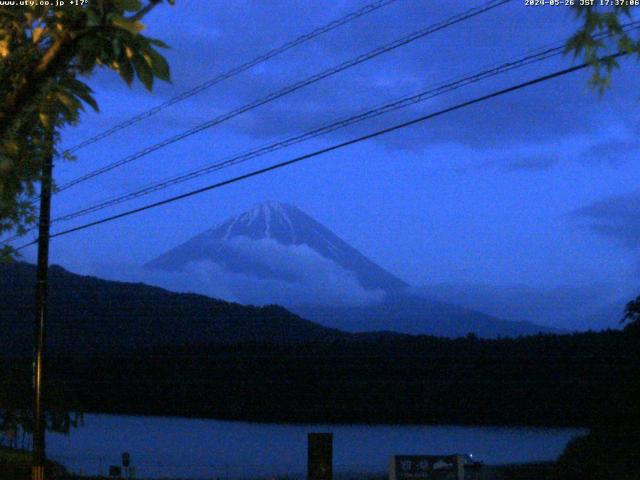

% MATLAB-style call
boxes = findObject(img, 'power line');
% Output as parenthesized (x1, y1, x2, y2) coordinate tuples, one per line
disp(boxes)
(0, 0, 511, 246)
(55, 0, 510, 193)
(16, 54, 620, 251)
(51, 42, 569, 224)
(5, 38, 560, 244)
(37, 21, 640, 226)
(5, 21, 638, 245)
(4, 0, 513, 246)
(64, 0, 400, 154)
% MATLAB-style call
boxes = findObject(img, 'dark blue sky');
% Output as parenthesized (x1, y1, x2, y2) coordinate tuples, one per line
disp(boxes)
(17, 0, 640, 328)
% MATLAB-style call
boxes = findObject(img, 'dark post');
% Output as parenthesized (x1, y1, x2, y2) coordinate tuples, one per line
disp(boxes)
(307, 433, 333, 480)
(32, 128, 54, 480)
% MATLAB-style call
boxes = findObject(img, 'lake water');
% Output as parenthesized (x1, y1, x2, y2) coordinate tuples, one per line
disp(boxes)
(47, 414, 586, 479)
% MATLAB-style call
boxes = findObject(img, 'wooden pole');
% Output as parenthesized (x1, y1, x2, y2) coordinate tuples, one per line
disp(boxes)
(32, 127, 54, 480)
(308, 433, 333, 480)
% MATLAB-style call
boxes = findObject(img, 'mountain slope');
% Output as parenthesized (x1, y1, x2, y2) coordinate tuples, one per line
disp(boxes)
(293, 292, 562, 338)
(0, 262, 348, 356)
(421, 283, 628, 331)
(146, 201, 407, 292)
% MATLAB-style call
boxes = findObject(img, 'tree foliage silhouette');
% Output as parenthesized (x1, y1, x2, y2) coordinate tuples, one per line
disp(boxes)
(0, 0, 173, 258)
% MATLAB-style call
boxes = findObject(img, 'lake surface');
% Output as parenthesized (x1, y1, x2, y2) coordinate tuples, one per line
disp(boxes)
(48, 414, 586, 479)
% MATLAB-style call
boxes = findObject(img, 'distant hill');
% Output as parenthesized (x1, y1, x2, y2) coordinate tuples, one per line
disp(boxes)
(293, 292, 562, 338)
(0, 262, 348, 356)
(421, 283, 629, 331)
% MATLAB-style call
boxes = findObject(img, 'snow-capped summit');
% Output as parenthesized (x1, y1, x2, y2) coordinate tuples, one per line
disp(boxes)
(146, 201, 408, 292)
(216, 201, 309, 243)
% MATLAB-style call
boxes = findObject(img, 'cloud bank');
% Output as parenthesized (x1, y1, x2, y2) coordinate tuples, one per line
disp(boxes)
(94, 237, 384, 308)
(573, 190, 640, 250)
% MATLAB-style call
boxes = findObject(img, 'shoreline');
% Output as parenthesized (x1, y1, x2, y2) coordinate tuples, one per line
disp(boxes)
(71, 409, 592, 430)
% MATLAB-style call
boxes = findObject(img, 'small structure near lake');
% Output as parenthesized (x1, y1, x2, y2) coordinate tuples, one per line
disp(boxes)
(390, 454, 482, 480)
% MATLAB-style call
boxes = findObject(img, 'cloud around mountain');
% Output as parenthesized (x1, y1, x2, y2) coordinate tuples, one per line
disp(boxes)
(145, 201, 407, 293)
(104, 237, 384, 307)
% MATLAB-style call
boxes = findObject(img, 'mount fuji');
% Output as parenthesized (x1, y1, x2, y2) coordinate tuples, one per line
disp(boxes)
(146, 201, 557, 338)
(147, 201, 407, 292)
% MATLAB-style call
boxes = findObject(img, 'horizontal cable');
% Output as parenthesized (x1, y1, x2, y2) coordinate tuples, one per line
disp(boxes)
(64, 0, 400, 154)
(56, 0, 511, 193)
(16, 53, 618, 251)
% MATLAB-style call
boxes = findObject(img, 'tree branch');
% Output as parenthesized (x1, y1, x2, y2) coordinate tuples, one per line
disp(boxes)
(128, 0, 162, 22)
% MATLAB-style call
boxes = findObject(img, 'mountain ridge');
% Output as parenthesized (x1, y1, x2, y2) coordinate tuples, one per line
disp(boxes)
(0, 261, 349, 356)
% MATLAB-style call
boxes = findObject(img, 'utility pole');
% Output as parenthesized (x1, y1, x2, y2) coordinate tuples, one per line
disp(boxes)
(32, 126, 54, 480)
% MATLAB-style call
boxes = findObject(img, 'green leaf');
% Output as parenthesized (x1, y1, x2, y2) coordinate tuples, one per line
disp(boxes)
(3, 141, 19, 156)
(117, 58, 134, 85)
(73, 87, 99, 112)
(118, 0, 143, 12)
(85, 9, 100, 27)
(133, 53, 153, 90)
(38, 112, 50, 129)
(112, 36, 122, 57)
(124, 44, 134, 59)
(56, 91, 76, 110)
(113, 17, 144, 35)
(146, 46, 170, 81)
(147, 38, 169, 49)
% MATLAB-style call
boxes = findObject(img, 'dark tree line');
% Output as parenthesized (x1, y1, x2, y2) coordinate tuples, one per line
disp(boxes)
(3, 328, 636, 428)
